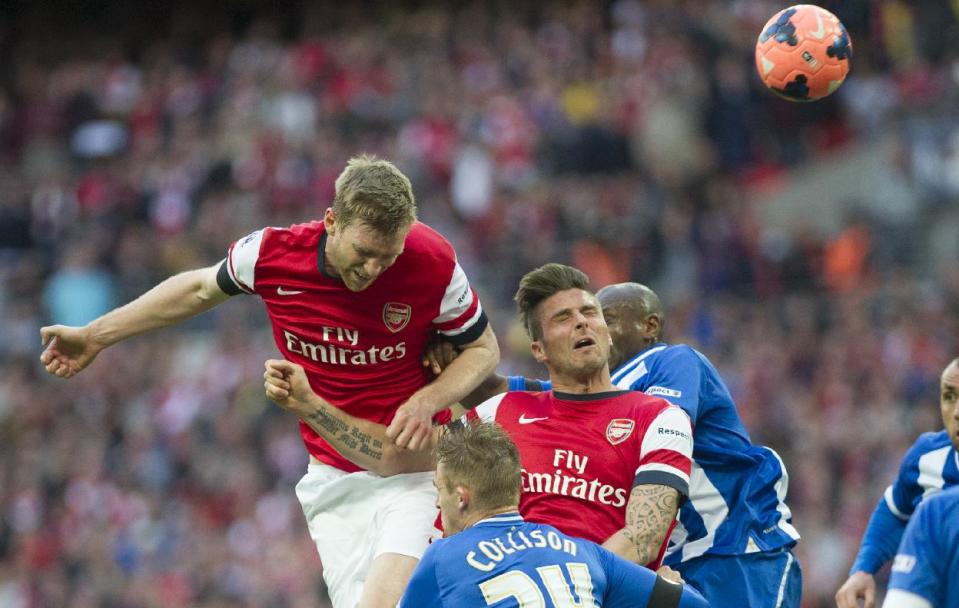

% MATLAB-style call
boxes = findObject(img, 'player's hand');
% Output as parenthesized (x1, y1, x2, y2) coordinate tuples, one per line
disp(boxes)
(386, 399, 434, 451)
(264, 359, 313, 418)
(835, 571, 876, 608)
(656, 566, 684, 584)
(421, 338, 458, 376)
(39, 325, 104, 378)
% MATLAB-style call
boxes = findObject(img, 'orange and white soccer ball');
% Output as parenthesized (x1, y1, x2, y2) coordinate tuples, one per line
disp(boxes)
(755, 4, 852, 102)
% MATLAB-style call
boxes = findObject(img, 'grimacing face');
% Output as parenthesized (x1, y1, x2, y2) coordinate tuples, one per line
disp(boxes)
(324, 210, 407, 292)
(942, 363, 959, 450)
(532, 288, 611, 378)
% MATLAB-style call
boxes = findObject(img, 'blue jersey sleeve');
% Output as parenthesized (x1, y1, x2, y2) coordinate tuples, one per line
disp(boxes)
(399, 544, 445, 608)
(850, 497, 908, 575)
(640, 346, 705, 420)
(887, 495, 944, 606)
(598, 546, 709, 608)
(888, 434, 942, 519)
(507, 376, 551, 391)
(851, 434, 943, 575)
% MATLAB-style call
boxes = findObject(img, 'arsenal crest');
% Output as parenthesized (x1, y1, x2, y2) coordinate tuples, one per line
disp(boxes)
(383, 302, 412, 333)
(605, 419, 635, 446)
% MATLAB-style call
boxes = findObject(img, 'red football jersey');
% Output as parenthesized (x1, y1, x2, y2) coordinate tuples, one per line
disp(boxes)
(476, 389, 692, 568)
(219, 221, 487, 472)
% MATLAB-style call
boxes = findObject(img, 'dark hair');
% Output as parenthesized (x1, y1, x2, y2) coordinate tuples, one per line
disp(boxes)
(436, 423, 521, 511)
(514, 263, 590, 339)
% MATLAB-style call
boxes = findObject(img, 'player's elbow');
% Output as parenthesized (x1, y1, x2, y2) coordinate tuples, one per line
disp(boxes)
(198, 270, 230, 304)
(464, 325, 501, 373)
(367, 446, 415, 477)
(462, 373, 508, 408)
(369, 457, 404, 477)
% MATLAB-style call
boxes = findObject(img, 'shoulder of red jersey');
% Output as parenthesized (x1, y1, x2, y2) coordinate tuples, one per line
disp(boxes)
(474, 391, 550, 423)
(620, 389, 676, 411)
(632, 401, 693, 497)
(399, 222, 488, 346)
(217, 222, 323, 295)
(401, 221, 457, 263)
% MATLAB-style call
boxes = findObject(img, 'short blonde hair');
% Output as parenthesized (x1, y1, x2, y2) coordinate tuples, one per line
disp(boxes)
(437, 423, 521, 512)
(332, 154, 417, 235)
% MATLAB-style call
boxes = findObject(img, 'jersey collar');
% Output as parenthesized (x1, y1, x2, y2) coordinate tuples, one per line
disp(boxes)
(553, 389, 630, 402)
(316, 231, 338, 279)
(611, 341, 668, 379)
(473, 512, 524, 528)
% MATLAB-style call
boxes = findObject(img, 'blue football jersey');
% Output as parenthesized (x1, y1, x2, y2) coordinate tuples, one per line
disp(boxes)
(850, 430, 959, 576)
(509, 342, 800, 563)
(885, 431, 959, 519)
(886, 486, 959, 608)
(399, 512, 709, 608)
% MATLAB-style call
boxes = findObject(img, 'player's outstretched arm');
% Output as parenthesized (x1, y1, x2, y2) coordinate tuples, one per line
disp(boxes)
(603, 484, 682, 567)
(421, 336, 509, 408)
(601, 545, 708, 608)
(388, 323, 499, 450)
(264, 359, 438, 476)
(40, 263, 229, 378)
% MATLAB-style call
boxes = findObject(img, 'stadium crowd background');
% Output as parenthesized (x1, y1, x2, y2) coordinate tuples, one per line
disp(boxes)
(1, 1, 958, 606)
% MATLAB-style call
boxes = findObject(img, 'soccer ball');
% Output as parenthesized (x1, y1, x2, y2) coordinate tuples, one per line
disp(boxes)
(755, 4, 852, 102)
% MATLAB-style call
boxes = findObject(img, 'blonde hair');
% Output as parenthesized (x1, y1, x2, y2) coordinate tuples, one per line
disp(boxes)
(515, 263, 591, 339)
(333, 154, 417, 234)
(437, 423, 521, 512)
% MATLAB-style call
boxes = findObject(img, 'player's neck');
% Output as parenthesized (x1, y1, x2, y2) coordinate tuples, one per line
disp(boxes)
(549, 367, 615, 394)
(463, 505, 519, 529)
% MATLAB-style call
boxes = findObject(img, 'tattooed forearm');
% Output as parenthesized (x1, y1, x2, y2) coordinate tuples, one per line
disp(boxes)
(621, 484, 682, 564)
(304, 408, 384, 461)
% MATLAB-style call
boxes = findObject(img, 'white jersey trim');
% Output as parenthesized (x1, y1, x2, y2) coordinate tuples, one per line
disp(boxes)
(228, 229, 265, 294)
(637, 406, 692, 482)
(475, 393, 508, 423)
(769, 448, 801, 542)
(673, 463, 729, 562)
(881, 589, 932, 608)
(884, 485, 910, 521)
(774, 551, 795, 608)
(611, 345, 668, 387)
(432, 262, 475, 325)
(438, 301, 484, 338)
(917, 445, 951, 497)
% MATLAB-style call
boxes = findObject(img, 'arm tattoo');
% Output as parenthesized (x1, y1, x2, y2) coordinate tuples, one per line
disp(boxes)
(304, 408, 384, 461)
(621, 485, 681, 564)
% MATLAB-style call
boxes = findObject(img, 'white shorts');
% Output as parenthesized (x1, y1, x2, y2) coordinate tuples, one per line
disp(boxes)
(294, 461, 439, 608)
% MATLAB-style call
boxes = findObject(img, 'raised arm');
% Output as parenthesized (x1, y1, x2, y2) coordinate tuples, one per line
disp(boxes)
(420, 336, 509, 408)
(264, 359, 438, 476)
(604, 404, 692, 568)
(40, 262, 229, 378)
(602, 484, 682, 567)
(387, 323, 499, 450)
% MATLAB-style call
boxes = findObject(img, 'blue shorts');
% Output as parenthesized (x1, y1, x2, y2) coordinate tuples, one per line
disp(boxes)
(675, 548, 802, 608)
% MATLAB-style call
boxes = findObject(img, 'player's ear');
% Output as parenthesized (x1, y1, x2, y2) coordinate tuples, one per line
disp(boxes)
(643, 314, 661, 340)
(456, 485, 471, 510)
(530, 340, 547, 364)
(323, 208, 336, 234)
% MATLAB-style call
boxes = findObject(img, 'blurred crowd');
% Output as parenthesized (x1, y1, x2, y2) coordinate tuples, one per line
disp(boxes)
(2, 1, 959, 606)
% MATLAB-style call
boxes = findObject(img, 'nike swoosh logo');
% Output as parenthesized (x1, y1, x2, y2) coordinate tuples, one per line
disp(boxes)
(277, 287, 305, 296)
(809, 9, 826, 39)
(518, 414, 549, 424)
